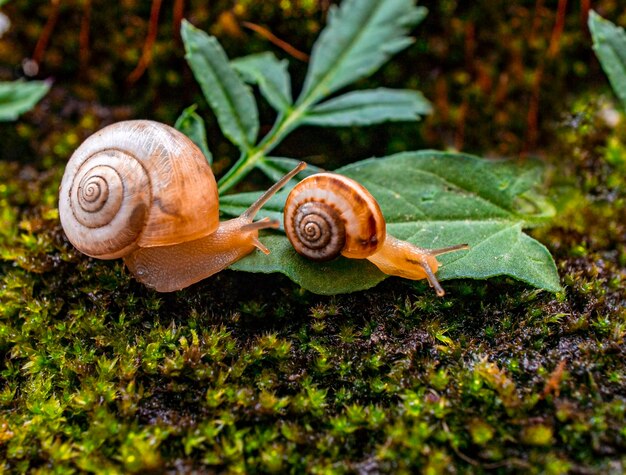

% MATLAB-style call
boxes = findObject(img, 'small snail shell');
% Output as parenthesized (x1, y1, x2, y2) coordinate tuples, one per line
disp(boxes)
(59, 120, 305, 292)
(284, 173, 468, 296)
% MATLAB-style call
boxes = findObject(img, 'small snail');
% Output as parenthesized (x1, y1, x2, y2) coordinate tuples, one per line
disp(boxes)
(284, 173, 469, 296)
(59, 120, 305, 292)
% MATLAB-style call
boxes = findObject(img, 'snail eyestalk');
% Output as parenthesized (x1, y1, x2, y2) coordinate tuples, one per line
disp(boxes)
(366, 236, 469, 297)
(237, 162, 306, 256)
(242, 161, 307, 220)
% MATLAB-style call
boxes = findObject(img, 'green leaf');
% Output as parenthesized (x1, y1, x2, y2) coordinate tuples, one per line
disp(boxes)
(174, 105, 213, 164)
(589, 10, 626, 108)
(233, 235, 387, 294)
(181, 20, 258, 151)
(231, 52, 292, 113)
(298, 0, 427, 104)
(0, 80, 49, 121)
(303, 88, 432, 126)
(229, 151, 560, 295)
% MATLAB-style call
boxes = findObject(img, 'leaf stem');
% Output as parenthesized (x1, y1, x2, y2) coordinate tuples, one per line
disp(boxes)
(217, 100, 311, 194)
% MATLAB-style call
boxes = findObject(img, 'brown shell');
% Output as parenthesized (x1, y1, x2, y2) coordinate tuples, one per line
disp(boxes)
(58, 120, 219, 259)
(284, 173, 386, 261)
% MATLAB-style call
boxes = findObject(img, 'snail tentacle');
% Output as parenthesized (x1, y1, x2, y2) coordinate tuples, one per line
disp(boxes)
(367, 236, 469, 296)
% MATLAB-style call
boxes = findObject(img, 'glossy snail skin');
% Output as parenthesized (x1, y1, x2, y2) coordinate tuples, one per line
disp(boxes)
(284, 173, 468, 296)
(59, 120, 305, 292)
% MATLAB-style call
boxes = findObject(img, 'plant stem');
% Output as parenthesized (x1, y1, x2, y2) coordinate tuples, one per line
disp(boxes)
(217, 101, 309, 194)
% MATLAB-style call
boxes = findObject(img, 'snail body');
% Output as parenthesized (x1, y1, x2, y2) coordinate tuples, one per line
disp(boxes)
(59, 120, 305, 292)
(284, 173, 468, 296)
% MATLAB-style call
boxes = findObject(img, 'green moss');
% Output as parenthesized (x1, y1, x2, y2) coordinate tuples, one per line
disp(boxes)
(2, 195, 623, 473)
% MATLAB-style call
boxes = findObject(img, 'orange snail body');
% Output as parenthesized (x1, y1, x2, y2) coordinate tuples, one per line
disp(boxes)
(283, 173, 468, 296)
(59, 120, 305, 292)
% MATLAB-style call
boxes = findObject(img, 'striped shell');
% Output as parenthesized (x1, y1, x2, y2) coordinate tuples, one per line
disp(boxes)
(284, 173, 386, 261)
(58, 120, 218, 259)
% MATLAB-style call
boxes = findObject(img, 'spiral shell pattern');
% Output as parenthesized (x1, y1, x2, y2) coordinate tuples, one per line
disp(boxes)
(284, 173, 386, 261)
(61, 148, 152, 259)
(59, 121, 219, 259)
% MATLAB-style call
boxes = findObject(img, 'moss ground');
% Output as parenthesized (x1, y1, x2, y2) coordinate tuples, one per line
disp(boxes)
(1, 1, 625, 473)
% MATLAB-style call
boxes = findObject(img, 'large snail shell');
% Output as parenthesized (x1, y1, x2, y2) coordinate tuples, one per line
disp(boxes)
(284, 173, 386, 261)
(58, 120, 218, 259)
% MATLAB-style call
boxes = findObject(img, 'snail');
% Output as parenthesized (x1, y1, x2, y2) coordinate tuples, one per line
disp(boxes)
(58, 120, 305, 292)
(284, 173, 469, 296)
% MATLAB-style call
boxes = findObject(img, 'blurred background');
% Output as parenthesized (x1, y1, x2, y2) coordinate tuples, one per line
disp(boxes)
(0, 0, 623, 175)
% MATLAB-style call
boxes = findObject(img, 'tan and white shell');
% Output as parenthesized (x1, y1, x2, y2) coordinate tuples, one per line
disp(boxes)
(284, 173, 386, 261)
(59, 120, 218, 259)
(58, 120, 306, 292)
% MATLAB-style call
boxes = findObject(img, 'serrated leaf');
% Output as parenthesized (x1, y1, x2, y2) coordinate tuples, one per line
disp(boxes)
(589, 11, 626, 109)
(175, 105, 213, 164)
(181, 20, 258, 151)
(303, 88, 431, 126)
(299, 0, 427, 104)
(229, 151, 560, 295)
(231, 52, 292, 113)
(0, 80, 49, 121)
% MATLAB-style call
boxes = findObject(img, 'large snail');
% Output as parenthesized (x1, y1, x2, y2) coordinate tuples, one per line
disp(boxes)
(284, 173, 469, 296)
(59, 120, 305, 292)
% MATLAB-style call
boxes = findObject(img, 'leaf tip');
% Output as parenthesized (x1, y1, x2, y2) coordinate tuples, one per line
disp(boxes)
(180, 18, 200, 41)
